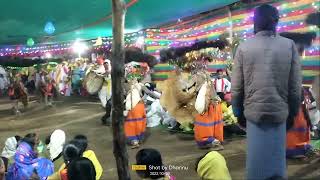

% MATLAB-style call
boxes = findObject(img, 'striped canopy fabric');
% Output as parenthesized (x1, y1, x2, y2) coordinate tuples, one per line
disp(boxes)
(146, 0, 319, 85)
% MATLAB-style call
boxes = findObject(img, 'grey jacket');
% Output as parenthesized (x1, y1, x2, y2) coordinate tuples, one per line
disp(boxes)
(231, 31, 302, 123)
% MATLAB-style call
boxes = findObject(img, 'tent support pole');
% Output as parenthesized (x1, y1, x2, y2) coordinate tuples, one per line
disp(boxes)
(111, 0, 130, 179)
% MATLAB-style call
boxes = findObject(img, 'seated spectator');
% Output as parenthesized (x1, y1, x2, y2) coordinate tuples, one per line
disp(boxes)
(135, 148, 174, 180)
(46, 129, 66, 171)
(48, 140, 81, 180)
(73, 135, 103, 180)
(67, 157, 96, 180)
(49, 135, 103, 180)
(1, 136, 21, 172)
(6, 133, 54, 180)
(196, 151, 231, 180)
(60, 142, 82, 180)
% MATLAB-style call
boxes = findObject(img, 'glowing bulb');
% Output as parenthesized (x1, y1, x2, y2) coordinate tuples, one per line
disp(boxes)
(136, 36, 145, 46)
(45, 52, 52, 58)
(72, 40, 88, 57)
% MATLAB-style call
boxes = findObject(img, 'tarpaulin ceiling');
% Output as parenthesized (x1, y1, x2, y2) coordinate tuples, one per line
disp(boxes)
(0, 0, 239, 45)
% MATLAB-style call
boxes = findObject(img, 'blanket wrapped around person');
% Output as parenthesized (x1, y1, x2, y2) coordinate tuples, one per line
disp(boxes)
(6, 142, 54, 180)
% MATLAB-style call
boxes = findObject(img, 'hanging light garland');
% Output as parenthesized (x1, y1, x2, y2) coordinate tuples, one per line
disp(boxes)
(0, 0, 318, 84)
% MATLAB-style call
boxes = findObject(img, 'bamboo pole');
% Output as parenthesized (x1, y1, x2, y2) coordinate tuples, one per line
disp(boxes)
(111, 0, 130, 179)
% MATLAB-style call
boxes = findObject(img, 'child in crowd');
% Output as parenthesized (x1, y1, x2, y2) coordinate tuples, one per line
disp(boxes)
(1, 136, 21, 172)
(195, 151, 231, 180)
(135, 148, 174, 180)
(67, 157, 96, 180)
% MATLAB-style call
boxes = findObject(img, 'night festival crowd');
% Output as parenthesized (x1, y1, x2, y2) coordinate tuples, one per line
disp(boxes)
(0, 4, 320, 180)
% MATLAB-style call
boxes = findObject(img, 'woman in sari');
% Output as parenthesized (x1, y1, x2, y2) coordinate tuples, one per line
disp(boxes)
(6, 133, 54, 180)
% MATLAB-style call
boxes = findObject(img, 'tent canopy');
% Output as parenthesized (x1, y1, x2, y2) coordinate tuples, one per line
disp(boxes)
(0, 0, 238, 45)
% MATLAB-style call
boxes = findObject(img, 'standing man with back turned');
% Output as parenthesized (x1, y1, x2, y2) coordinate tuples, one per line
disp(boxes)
(231, 4, 301, 179)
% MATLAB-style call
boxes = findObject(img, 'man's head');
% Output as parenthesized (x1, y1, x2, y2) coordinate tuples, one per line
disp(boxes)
(253, 4, 279, 34)
(216, 69, 223, 79)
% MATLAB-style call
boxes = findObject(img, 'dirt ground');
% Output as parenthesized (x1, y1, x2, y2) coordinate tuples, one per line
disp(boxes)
(0, 96, 319, 180)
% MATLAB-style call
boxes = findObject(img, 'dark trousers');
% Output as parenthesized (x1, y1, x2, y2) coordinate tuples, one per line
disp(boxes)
(101, 98, 112, 125)
(224, 124, 246, 137)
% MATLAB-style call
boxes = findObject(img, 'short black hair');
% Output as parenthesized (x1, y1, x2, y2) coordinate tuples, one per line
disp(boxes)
(67, 157, 96, 180)
(63, 141, 81, 165)
(22, 133, 37, 149)
(136, 148, 165, 179)
(216, 69, 223, 73)
(73, 135, 88, 155)
(254, 4, 279, 33)
(45, 135, 51, 145)
(14, 135, 21, 143)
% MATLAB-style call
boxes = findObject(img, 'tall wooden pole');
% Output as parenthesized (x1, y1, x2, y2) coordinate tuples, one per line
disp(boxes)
(111, 0, 130, 179)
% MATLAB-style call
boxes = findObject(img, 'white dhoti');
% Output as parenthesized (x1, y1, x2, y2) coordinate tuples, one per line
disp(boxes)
(98, 78, 111, 108)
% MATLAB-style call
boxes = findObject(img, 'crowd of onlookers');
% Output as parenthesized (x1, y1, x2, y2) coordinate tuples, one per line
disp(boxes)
(0, 130, 103, 180)
(0, 130, 239, 180)
(3, 133, 241, 180)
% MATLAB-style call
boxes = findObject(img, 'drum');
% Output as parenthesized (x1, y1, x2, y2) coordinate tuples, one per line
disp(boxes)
(84, 71, 104, 95)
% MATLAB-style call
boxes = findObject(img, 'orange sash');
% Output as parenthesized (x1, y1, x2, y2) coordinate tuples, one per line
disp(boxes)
(194, 103, 224, 146)
(124, 102, 147, 141)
